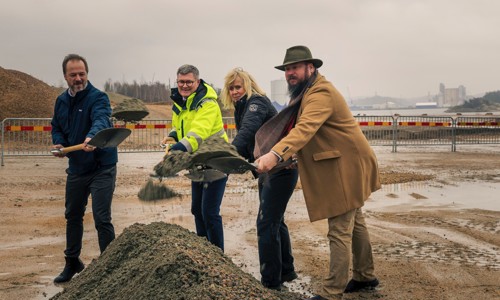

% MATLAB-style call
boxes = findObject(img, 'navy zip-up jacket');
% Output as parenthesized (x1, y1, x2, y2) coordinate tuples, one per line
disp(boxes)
(51, 82, 118, 175)
(232, 94, 277, 162)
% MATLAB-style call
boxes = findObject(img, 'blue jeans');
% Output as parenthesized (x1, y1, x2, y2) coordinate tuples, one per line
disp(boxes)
(64, 165, 116, 257)
(257, 168, 298, 287)
(191, 176, 228, 251)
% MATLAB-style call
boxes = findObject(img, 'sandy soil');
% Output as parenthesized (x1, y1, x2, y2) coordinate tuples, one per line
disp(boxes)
(0, 147, 499, 300)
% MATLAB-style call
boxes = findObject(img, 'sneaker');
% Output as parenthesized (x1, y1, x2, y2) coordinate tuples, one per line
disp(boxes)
(281, 271, 298, 283)
(344, 278, 379, 293)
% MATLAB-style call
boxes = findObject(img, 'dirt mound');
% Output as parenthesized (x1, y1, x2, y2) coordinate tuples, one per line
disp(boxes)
(380, 171, 434, 184)
(51, 222, 303, 300)
(0, 66, 60, 120)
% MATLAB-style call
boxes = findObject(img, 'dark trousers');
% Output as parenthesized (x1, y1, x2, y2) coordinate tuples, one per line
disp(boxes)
(191, 176, 228, 251)
(257, 168, 298, 287)
(64, 165, 116, 258)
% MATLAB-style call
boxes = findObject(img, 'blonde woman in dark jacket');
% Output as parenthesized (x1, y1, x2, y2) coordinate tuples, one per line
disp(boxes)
(221, 68, 299, 290)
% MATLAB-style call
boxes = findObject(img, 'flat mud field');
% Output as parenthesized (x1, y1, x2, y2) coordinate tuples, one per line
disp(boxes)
(0, 146, 499, 300)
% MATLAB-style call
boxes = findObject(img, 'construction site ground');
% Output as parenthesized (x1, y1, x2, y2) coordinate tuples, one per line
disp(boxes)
(0, 146, 499, 300)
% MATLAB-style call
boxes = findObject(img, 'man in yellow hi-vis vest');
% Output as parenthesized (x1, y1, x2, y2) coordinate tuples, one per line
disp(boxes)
(162, 64, 228, 251)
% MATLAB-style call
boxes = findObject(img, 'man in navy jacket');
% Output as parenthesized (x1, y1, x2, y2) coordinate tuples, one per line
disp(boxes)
(51, 54, 118, 283)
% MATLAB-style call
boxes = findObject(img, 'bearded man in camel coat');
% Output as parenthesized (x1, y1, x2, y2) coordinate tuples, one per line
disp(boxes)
(256, 45, 381, 300)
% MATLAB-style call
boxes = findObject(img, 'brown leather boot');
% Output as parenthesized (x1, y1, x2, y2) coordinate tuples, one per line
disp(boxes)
(53, 257, 85, 283)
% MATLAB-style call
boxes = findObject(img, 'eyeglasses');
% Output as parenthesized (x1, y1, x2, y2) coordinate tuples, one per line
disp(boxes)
(177, 80, 195, 87)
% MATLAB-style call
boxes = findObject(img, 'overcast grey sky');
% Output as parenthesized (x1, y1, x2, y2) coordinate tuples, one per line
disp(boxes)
(1, 0, 499, 101)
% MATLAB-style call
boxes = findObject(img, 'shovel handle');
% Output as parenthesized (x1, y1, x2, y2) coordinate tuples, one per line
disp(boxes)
(51, 143, 85, 154)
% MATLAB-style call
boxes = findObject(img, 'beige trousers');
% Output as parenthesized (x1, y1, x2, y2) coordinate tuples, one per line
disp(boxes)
(321, 207, 376, 299)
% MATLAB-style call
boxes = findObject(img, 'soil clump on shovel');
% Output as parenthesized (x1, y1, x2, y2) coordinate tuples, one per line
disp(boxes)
(50, 222, 304, 300)
(137, 136, 242, 201)
(153, 135, 241, 178)
(111, 98, 149, 123)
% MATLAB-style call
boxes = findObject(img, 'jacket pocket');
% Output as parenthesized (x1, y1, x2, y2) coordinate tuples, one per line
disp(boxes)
(312, 150, 341, 161)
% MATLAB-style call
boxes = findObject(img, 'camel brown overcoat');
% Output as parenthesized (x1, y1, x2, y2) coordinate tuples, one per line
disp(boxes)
(271, 74, 381, 222)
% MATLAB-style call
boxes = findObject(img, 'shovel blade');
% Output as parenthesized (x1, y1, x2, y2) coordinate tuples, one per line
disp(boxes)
(88, 128, 131, 148)
(206, 156, 256, 174)
(185, 168, 227, 182)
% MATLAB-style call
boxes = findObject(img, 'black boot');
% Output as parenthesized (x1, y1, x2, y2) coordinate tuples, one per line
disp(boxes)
(54, 257, 85, 283)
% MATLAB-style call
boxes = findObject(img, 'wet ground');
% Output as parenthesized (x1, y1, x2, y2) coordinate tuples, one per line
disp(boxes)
(0, 146, 499, 299)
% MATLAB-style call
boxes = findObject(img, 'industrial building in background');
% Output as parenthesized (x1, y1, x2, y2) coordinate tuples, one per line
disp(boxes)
(437, 83, 467, 107)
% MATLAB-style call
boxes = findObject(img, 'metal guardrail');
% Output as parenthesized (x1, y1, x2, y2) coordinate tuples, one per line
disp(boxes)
(0, 117, 239, 166)
(355, 115, 395, 150)
(393, 116, 454, 152)
(2, 116, 500, 165)
(454, 116, 500, 152)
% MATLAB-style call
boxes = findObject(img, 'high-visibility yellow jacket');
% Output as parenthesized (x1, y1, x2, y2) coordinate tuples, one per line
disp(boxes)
(169, 80, 228, 153)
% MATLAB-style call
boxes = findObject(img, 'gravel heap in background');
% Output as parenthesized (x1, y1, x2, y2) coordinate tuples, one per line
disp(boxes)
(51, 222, 304, 300)
(111, 98, 149, 122)
(0, 67, 59, 120)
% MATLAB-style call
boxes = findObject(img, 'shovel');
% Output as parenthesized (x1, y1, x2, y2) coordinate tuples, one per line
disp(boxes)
(51, 127, 131, 155)
(205, 156, 257, 174)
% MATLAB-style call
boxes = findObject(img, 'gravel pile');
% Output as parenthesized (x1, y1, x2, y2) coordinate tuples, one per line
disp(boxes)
(51, 222, 304, 300)
(380, 171, 434, 184)
(0, 67, 59, 120)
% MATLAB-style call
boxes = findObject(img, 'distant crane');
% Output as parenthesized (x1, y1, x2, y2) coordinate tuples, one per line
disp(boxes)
(347, 86, 354, 106)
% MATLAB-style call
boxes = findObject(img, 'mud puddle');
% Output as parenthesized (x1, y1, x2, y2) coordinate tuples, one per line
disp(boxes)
(367, 180, 500, 211)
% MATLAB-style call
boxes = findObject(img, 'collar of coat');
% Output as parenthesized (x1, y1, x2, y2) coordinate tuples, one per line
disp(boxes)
(68, 81, 93, 102)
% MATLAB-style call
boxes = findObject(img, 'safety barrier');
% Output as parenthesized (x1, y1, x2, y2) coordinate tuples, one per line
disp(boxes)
(2, 115, 500, 165)
(392, 116, 454, 152)
(0, 117, 239, 165)
(454, 116, 500, 151)
(354, 115, 395, 149)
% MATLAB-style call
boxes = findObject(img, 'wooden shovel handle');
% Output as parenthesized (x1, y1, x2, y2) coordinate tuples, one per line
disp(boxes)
(51, 143, 85, 154)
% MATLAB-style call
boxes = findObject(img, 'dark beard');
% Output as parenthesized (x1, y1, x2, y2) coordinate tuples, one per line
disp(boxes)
(287, 73, 310, 99)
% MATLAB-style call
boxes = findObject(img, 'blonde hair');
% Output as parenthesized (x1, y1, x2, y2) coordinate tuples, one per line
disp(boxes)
(220, 68, 266, 110)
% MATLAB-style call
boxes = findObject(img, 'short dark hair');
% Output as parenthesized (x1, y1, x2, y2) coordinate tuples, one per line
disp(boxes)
(62, 54, 89, 75)
(177, 64, 199, 79)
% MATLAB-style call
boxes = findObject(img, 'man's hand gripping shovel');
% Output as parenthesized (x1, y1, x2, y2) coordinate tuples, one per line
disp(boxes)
(50, 128, 131, 156)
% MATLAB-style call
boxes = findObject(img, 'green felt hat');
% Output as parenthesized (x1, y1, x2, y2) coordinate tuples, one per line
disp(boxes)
(275, 45, 323, 71)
